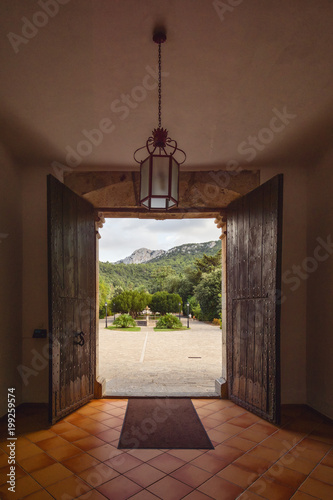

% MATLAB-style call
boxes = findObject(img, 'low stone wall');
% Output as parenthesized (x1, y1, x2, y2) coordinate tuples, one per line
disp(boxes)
(136, 319, 157, 327)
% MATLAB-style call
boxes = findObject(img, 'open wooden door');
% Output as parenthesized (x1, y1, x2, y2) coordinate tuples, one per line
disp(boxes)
(227, 175, 283, 424)
(47, 175, 96, 424)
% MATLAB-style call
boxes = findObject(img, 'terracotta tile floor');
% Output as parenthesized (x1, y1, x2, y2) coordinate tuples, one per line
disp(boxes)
(0, 399, 333, 499)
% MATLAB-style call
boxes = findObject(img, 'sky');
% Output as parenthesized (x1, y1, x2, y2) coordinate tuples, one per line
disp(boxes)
(99, 218, 221, 262)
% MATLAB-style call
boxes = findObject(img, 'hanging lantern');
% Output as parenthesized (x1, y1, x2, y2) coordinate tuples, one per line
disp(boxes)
(134, 31, 186, 210)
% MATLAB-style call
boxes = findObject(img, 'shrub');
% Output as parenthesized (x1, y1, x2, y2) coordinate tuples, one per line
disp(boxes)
(156, 313, 183, 329)
(113, 314, 136, 328)
(212, 318, 221, 326)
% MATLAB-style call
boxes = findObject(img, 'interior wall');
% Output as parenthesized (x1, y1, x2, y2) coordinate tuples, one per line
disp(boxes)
(21, 166, 49, 404)
(0, 146, 23, 416)
(261, 166, 307, 405)
(306, 147, 333, 419)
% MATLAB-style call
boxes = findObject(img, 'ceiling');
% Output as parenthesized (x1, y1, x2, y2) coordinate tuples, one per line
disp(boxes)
(1, 0, 333, 172)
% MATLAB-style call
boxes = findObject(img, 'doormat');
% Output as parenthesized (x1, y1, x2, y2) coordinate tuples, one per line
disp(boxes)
(118, 398, 214, 449)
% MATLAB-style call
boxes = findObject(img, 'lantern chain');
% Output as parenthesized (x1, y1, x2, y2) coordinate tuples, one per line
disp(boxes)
(158, 41, 162, 129)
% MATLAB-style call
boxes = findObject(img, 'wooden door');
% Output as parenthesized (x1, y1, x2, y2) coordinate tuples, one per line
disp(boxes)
(227, 175, 283, 424)
(47, 175, 96, 424)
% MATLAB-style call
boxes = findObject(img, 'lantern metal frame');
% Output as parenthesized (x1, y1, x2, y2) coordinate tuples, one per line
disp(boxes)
(133, 30, 186, 211)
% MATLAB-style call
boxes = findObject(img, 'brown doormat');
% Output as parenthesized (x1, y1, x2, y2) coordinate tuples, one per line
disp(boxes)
(118, 398, 214, 449)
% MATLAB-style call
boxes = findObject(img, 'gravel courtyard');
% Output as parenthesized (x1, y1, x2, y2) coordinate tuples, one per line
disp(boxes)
(98, 318, 223, 397)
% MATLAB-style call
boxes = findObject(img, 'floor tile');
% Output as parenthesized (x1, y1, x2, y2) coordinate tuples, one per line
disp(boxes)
(74, 435, 106, 451)
(148, 453, 186, 473)
(23, 490, 55, 500)
(46, 475, 91, 499)
(35, 435, 68, 451)
(248, 476, 295, 500)
(0, 475, 41, 499)
(125, 463, 166, 487)
(171, 463, 213, 488)
(224, 436, 255, 452)
(261, 437, 293, 452)
(191, 453, 228, 474)
(50, 422, 76, 434)
(19, 451, 56, 472)
(87, 443, 120, 462)
(276, 455, 316, 475)
(105, 453, 143, 473)
(127, 449, 164, 461)
(78, 462, 119, 487)
(0, 464, 26, 485)
(129, 490, 161, 499)
(96, 429, 121, 443)
(207, 429, 230, 444)
(16, 443, 44, 461)
(61, 428, 91, 442)
(291, 492, 322, 500)
(62, 452, 100, 473)
(77, 491, 109, 500)
(218, 463, 259, 488)
(198, 475, 244, 499)
(89, 412, 114, 422)
(233, 454, 273, 474)
(230, 413, 260, 428)
(47, 442, 83, 461)
(97, 475, 143, 499)
(207, 443, 244, 463)
(30, 462, 73, 486)
(183, 491, 215, 499)
(237, 429, 269, 443)
(321, 452, 333, 468)
(310, 463, 333, 485)
(215, 422, 244, 437)
(264, 464, 306, 489)
(102, 416, 124, 428)
(147, 475, 193, 500)
(167, 449, 205, 461)
(25, 430, 56, 443)
(247, 444, 285, 462)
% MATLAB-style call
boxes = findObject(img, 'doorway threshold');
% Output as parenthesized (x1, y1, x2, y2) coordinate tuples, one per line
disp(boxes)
(103, 390, 220, 398)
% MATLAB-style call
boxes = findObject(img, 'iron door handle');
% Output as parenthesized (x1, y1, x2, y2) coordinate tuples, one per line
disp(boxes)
(74, 331, 85, 346)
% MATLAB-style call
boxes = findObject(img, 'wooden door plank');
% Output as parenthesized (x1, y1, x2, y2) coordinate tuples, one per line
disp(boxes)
(48, 175, 96, 424)
(226, 175, 283, 424)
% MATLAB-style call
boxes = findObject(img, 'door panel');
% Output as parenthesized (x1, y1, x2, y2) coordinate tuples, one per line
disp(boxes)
(227, 175, 283, 424)
(48, 175, 96, 424)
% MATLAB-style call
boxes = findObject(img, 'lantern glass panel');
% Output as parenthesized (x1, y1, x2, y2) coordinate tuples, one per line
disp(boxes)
(151, 197, 167, 209)
(151, 156, 169, 196)
(171, 158, 179, 201)
(140, 157, 150, 201)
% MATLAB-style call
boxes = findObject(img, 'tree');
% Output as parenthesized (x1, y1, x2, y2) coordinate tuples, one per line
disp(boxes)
(150, 291, 182, 315)
(195, 250, 221, 274)
(150, 266, 176, 293)
(113, 290, 151, 318)
(194, 269, 222, 321)
(99, 278, 113, 318)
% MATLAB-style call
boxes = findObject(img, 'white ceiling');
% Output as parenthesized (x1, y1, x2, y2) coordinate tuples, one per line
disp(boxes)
(1, 0, 333, 171)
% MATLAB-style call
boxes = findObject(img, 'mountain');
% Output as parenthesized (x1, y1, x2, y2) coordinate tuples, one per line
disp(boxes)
(114, 241, 219, 265)
(100, 240, 221, 292)
(115, 248, 165, 264)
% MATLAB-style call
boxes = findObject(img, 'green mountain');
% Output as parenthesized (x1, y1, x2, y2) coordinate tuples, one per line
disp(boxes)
(100, 240, 221, 292)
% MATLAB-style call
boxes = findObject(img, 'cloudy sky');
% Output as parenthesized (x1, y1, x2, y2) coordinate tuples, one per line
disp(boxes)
(99, 218, 221, 262)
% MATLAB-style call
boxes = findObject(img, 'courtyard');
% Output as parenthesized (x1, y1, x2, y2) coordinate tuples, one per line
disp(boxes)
(98, 318, 222, 397)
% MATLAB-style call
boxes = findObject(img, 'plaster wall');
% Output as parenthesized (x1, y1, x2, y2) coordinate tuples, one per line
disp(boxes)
(0, 146, 23, 416)
(20, 166, 49, 404)
(306, 147, 333, 419)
